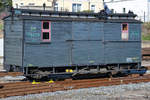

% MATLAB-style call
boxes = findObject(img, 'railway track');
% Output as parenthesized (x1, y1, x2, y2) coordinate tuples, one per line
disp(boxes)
(1, 75, 150, 98)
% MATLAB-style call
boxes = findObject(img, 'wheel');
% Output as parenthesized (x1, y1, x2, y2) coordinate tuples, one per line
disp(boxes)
(107, 72, 112, 78)
(9, 65, 14, 72)
(0, 85, 3, 89)
(140, 74, 143, 76)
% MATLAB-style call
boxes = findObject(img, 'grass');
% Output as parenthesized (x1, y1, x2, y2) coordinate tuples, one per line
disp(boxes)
(142, 22, 150, 41)
(142, 34, 150, 41)
(0, 20, 3, 38)
(0, 22, 3, 31)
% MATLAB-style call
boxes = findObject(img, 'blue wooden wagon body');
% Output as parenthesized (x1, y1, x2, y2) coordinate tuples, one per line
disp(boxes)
(3, 9, 143, 77)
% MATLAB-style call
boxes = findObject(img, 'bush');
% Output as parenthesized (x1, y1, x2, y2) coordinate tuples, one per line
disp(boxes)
(142, 22, 150, 41)
(82, 10, 93, 13)
(142, 34, 150, 41)
(143, 22, 150, 30)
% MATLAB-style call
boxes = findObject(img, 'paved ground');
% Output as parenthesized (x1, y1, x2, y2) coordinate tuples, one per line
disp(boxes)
(142, 41, 150, 48)
(0, 64, 3, 71)
(0, 34, 3, 39)
(142, 60, 150, 66)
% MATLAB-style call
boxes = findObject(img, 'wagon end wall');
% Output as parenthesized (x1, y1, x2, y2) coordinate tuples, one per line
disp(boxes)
(4, 17, 23, 71)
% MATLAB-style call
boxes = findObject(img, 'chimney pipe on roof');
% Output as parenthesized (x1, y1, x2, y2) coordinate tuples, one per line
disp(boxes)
(43, 3, 46, 11)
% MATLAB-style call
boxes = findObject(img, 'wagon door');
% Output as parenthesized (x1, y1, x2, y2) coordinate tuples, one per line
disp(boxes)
(71, 22, 104, 66)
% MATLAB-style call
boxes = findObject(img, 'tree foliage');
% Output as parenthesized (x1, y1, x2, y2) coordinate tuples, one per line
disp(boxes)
(0, 0, 12, 10)
(144, 22, 150, 30)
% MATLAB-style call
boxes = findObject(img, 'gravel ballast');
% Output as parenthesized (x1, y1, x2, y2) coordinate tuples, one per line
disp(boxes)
(1, 82, 150, 100)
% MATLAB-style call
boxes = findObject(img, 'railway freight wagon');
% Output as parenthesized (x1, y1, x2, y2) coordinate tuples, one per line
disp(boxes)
(3, 9, 146, 79)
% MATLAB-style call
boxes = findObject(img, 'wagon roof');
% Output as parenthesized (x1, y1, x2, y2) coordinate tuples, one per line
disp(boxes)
(12, 8, 137, 17)
(3, 8, 141, 23)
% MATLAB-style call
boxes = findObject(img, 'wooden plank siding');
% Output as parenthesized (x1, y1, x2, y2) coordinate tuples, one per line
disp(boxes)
(23, 21, 141, 67)
(3, 15, 142, 69)
(103, 23, 141, 64)
(4, 18, 23, 67)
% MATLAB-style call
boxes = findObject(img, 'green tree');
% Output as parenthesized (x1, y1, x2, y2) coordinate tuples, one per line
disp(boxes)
(0, 0, 12, 10)
(0, 0, 4, 9)
(3, 0, 12, 7)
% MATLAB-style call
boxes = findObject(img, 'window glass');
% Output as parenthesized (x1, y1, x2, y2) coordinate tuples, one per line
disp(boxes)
(72, 4, 76, 12)
(91, 5, 95, 12)
(20, 3, 24, 5)
(72, 4, 81, 12)
(122, 24, 128, 31)
(77, 4, 81, 12)
(43, 32, 50, 40)
(54, 3, 58, 11)
(16, 4, 18, 8)
(29, 3, 35, 6)
(43, 22, 49, 29)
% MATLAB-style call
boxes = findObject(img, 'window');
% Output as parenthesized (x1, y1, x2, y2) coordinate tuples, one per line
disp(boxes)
(91, 5, 95, 12)
(77, 4, 81, 12)
(42, 21, 51, 42)
(43, 32, 50, 39)
(43, 22, 49, 29)
(16, 3, 18, 8)
(72, 4, 76, 12)
(121, 23, 129, 40)
(20, 3, 24, 6)
(54, 3, 58, 11)
(72, 4, 81, 12)
(111, 9, 114, 13)
(29, 3, 35, 6)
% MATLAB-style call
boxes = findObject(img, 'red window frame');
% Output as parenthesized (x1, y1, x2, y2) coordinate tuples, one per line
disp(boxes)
(41, 21, 51, 42)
